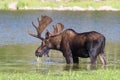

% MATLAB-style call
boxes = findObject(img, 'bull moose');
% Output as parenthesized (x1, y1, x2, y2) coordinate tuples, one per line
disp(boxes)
(28, 15, 107, 65)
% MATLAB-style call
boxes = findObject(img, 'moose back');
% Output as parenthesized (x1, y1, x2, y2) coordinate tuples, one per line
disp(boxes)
(28, 15, 106, 65)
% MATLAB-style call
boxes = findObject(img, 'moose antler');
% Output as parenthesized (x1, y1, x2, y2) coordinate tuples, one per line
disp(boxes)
(54, 23, 64, 34)
(28, 15, 52, 40)
(46, 23, 64, 36)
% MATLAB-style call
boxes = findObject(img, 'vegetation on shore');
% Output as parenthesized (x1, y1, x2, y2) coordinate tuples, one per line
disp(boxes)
(0, 0, 120, 10)
(0, 69, 120, 80)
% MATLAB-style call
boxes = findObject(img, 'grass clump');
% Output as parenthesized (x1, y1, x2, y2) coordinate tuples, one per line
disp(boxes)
(0, 69, 120, 80)
(17, 1, 28, 9)
(66, 1, 120, 9)
(0, 1, 8, 9)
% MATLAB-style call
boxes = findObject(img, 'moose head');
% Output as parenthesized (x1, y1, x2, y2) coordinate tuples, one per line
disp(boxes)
(28, 15, 64, 57)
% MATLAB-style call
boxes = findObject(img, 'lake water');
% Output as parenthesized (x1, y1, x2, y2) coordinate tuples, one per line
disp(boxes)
(0, 10, 120, 72)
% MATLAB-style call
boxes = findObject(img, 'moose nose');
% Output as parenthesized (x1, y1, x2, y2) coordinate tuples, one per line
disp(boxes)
(35, 50, 43, 57)
(35, 50, 40, 57)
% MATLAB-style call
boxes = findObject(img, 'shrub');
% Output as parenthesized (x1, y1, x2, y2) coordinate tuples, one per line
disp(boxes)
(17, 1, 28, 9)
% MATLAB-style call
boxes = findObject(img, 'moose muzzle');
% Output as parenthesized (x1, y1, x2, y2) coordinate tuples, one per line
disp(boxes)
(35, 46, 49, 57)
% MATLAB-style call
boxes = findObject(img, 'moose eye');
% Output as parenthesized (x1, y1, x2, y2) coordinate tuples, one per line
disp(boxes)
(46, 39, 49, 42)
(42, 41, 45, 45)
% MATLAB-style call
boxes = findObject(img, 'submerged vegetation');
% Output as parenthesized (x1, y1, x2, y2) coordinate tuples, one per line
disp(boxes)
(0, 0, 120, 10)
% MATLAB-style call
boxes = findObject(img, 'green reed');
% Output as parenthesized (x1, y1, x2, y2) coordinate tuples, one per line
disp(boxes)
(0, 69, 120, 80)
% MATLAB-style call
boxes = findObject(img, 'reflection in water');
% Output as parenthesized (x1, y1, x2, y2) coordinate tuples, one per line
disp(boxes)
(0, 10, 120, 72)
(35, 62, 107, 73)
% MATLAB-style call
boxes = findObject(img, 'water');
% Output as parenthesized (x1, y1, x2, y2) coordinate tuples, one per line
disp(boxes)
(0, 10, 120, 72)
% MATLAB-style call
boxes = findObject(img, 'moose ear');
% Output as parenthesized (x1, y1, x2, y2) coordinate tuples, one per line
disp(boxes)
(45, 29, 51, 39)
(55, 23, 64, 33)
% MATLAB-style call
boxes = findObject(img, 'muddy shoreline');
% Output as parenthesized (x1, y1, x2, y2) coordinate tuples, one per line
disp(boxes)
(20, 6, 118, 11)
(8, 4, 119, 11)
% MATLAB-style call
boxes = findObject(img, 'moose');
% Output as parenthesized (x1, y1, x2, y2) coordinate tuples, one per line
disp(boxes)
(28, 15, 107, 65)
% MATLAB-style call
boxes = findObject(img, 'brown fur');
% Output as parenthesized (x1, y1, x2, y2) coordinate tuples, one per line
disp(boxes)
(36, 29, 106, 65)
(29, 16, 106, 65)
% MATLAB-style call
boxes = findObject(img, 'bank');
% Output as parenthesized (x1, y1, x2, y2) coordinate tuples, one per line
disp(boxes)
(1, 1, 120, 11)
(18, 6, 119, 11)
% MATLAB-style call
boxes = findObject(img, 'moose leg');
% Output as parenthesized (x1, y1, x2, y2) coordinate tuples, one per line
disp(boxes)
(99, 53, 107, 65)
(62, 42, 73, 64)
(62, 49, 73, 64)
(73, 57, 79, 64)
(89, 50, 98, 69)
(63, 50, 73, 64)
(65, 55, 73, 64)
(90, 56, 97, 65)
(89, 49, 97, 65)
(87, 41, 98, 65)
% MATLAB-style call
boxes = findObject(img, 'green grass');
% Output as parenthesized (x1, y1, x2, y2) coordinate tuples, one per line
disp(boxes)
(66, 1, 120, 9)
(0, 69, 120, 80)
(1, 0, 120, 10)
